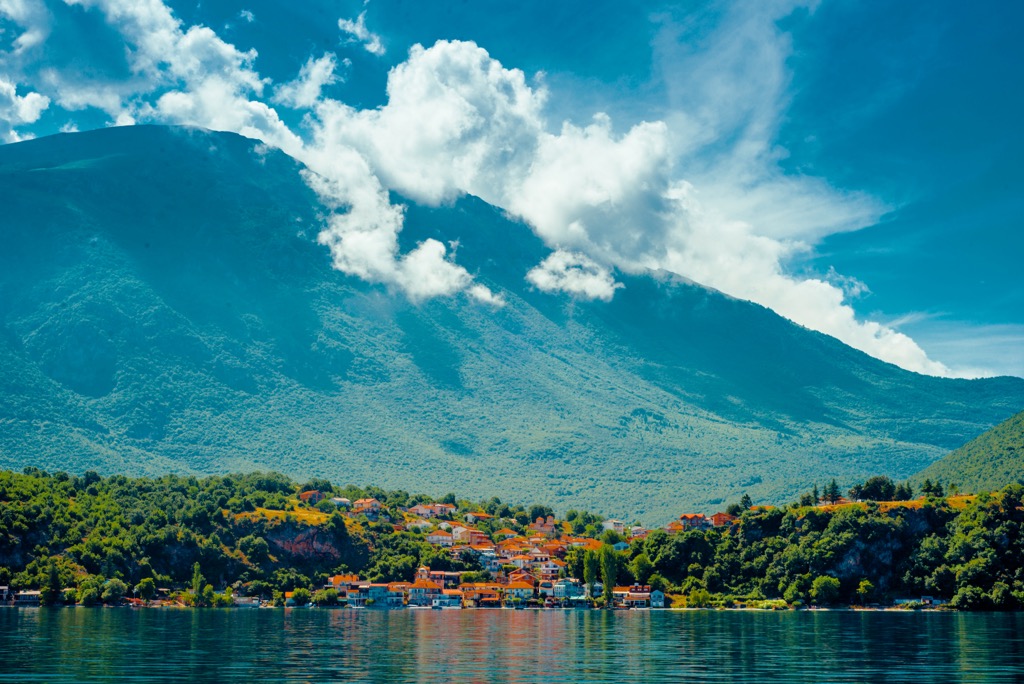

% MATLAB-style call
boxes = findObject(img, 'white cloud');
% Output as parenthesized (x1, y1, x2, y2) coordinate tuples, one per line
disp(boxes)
(239, 9, 254, 23)
(526, 250, 622, 302)
(273, 53, 340, 109)
(0, 76, 49, 141)
(0, 2, 963, 376)
(313, 38, 951, 375)
(338, 11, 384, 56)
(0, 0, 49, 54)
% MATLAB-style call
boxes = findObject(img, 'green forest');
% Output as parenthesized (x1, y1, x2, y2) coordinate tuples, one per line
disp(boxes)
(1, 468, 1023, 610)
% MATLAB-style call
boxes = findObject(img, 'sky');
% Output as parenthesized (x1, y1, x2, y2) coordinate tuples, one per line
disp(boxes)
(1, 0, 1021, 378)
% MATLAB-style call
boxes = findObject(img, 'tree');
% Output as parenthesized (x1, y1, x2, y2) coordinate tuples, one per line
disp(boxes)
(849, 476, 896, 502)
(824, 480, 842, 504)
(583, 550, 599, 599)
(856, 579, 874, 605)
(135, 577, 156, 601)
(291, 587, 311, 606)
(630, 552, 654, 585)
(77, 577, 103, 606)
(810, 576, 840, 605)
(739, 493, 753, 511)
(894, 482, 914, 501)
(102, 578, 128, 604)
(599, 545, 618, 606)
(40, 562, 62, 605)
(191, 562, 204, 597)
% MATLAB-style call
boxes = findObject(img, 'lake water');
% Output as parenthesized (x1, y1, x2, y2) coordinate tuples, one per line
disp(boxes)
(2, 607, 1023, 682)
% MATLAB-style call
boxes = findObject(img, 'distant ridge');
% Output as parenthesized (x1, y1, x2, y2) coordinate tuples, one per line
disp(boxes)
(911, 410, 1024, 493)
(1, 125, 1022, 521)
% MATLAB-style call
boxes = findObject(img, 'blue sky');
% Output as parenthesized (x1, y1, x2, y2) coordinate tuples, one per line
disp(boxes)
(1, 0, 1020, 377)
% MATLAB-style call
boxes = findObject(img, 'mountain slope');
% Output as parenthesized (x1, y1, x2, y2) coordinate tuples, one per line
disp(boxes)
(911, 410, 1024, 492)
(1, 125, 1022, 521)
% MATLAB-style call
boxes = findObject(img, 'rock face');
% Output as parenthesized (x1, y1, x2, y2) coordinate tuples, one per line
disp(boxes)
(1, 125, 1022, 521)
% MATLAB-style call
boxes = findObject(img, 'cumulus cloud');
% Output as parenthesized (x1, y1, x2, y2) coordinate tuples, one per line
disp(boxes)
(526, 250, 622, 302)
(338, 11, 384, 56)
(273, 53, 340, 109)
(0, 76, 49, 141)
(315, 38, 950, 375)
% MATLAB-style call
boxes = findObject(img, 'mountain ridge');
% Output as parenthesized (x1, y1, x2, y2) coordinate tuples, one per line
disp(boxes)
(1, 125, 1022, 522)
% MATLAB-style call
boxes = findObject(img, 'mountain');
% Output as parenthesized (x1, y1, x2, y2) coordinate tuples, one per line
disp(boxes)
(1, 125, 1022, 522)
(911, 410, 1024, 493)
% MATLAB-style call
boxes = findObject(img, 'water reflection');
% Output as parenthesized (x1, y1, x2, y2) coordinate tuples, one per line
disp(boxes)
(2, 608, 1023, 682)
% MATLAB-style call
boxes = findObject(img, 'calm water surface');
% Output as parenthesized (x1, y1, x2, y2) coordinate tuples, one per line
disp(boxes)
(2, 607, 1023, 682)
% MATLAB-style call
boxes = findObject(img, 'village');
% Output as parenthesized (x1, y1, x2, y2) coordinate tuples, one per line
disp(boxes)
(275, 492, 741, 610)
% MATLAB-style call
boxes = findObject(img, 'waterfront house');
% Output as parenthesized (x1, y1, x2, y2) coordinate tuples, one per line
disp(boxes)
(651, 590, 665, 608)
(460, 583, 503, 608)
(387, 582, 410, 606)
(408, 579, 443, 606)
(433, 589, 464, 608)
(553, 578, 585, 599)
(505, 581, 535, 601)
(612, 584, 655, 608)
(0, 586, 8, 602)
(14, 590, 40, 605)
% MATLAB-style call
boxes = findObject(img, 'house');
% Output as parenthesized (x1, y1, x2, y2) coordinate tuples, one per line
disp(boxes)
(298, 490, 325, 505)
(406, 518, 433, 531)
(529, 515, 559, 536)
(386, 582, 410, 606)
(353, 498, 382, 514)
(612, 541, 630, 552)
(460, 583, 503, 608)
(553, 578, 585, 599)
(14, 590, 40, 605)
(678, 513, 710, 530)
(493, 528, 520, 540)
(408, 504, 437, 518)
(408, 579, 443, 606)
(505, 581, 535, 601)
(232, 596, 261, 608)
(651, 590, 666, 608)
(426, 530, 454, 547)
(664, 520, 685, 534)
(711, 512, 737, 527)
(535, 558, 567, 581)
(464, 511, 492, 524)
(0, 586, 8, 602)
(326, 574, 360, 592)
(433, 589, 463, 608)
(613, 584, 654, 608)
(330, 497, 352, 508)
(602, 519, 626, 535)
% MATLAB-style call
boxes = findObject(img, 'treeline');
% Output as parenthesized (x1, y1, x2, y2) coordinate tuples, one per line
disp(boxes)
(0, 468, 599, 605)
(2, 468, 1023, 610)
(582, 485, 1024, 610)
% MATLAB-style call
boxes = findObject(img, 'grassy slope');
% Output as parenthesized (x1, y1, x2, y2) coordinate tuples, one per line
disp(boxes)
(911, 410, 1024, 493)
(0, 126, 1022, 522)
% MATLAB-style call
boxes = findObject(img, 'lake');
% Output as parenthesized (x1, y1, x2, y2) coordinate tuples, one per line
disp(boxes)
(2, 608, 1023, 682)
